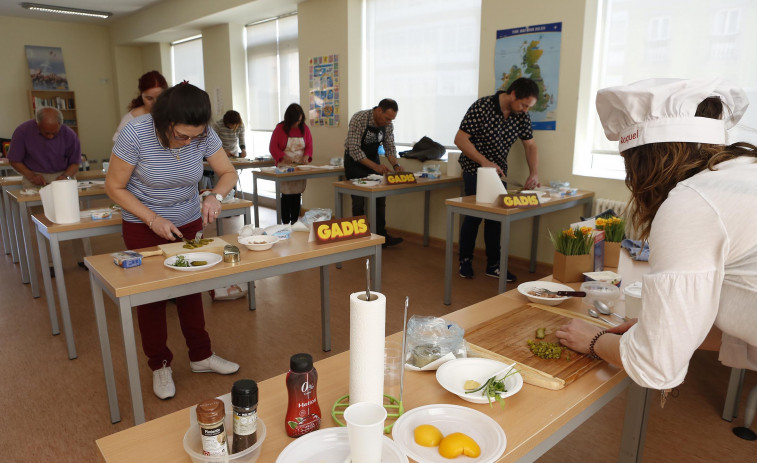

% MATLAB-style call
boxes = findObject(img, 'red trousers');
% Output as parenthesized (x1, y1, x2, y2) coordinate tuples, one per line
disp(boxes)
(122, 219, 212, 371)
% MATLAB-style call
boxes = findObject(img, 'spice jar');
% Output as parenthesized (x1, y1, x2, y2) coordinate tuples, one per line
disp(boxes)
(231, 379, 259, 454)
(196, 398, 228, 456)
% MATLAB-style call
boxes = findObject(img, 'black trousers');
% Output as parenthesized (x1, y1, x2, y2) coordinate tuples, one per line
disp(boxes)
(351, 195, 386, 236)
(280, 193, 302, 224)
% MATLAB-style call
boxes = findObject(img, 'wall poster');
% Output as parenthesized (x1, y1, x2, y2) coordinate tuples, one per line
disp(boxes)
(494, 22, 562, 130)
(25, 45, 70, 90)
(308, 54, 340, 127)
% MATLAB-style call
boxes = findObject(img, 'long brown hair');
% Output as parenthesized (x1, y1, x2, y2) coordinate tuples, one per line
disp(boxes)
(623, 97, 756, 241)
(128, 71, 168, 110)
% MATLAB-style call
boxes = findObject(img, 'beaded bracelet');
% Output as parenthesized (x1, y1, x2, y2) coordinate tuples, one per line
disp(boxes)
(589, 329, 609, 360)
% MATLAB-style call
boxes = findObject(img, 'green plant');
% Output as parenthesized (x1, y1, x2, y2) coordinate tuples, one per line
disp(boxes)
(549, 226, 594, 256)
(595, 216, 625, 242)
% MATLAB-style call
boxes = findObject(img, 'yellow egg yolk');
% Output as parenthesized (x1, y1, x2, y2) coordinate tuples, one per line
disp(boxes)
(438, 432, 481, 459)
(413, 424, 444, 447)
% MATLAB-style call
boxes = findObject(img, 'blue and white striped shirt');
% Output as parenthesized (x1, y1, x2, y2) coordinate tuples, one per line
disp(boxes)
(112, 114, 222, 226)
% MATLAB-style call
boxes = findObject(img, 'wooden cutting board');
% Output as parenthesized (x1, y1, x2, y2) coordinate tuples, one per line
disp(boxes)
(158, 237, 233, 257)
(466, 303, 606, 390)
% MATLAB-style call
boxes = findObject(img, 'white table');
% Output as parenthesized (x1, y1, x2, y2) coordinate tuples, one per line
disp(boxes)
(444, 192, 595, 303)
(252, 166, 344, 226)
(31, 199, 254, 360)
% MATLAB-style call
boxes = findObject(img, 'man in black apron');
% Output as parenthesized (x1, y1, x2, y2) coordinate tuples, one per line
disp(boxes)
(344, 98, 404, 247)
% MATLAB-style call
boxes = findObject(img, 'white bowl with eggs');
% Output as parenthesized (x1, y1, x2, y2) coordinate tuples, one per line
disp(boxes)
(517, 280, 575, 306)
(238, 235, 280, 251)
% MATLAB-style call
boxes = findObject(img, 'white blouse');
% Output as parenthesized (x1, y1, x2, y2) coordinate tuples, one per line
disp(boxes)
(619, 156, 757, 389)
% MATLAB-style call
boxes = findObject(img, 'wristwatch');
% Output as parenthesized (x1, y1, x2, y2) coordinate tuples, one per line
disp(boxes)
(202, 191, 223, 201)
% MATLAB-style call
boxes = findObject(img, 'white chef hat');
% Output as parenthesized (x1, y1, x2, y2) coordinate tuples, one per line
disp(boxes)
(595, 78, 749, 152)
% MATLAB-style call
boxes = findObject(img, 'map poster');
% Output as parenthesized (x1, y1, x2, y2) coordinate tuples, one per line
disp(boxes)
(495, 22, 562, 130)
(308, 54, 340, 127)
(25, 45, 69, 90)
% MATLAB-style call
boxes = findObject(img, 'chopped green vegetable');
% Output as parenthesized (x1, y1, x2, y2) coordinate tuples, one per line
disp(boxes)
(535, 327, 546, 339)
(527, 340, 564, 359)
(172, 255, 190, 267)
(190, 261, 207, 266)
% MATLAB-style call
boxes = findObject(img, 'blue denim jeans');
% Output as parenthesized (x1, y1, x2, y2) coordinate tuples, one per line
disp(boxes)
(458, 171, 505, 267)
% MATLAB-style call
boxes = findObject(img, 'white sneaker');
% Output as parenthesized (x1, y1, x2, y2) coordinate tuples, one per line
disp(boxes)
(190, 354, 240, 375)
(153, 361, 175, 399)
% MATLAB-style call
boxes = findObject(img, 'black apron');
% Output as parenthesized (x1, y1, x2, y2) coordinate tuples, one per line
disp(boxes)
(344, 124, 385, 180)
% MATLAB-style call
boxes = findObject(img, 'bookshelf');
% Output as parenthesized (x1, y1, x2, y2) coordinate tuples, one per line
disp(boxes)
(28, 90, 78, 135)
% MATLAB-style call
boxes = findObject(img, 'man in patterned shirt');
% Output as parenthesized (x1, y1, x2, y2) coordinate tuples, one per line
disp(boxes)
(455, 77, 540, 281)
(343, 98, 404, 247)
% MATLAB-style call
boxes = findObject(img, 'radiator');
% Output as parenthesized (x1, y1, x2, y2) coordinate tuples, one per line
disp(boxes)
(593, 198, 641, 240)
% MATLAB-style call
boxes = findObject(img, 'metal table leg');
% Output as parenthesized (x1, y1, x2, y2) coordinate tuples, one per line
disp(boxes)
(497, 217, 510, 294)
(36, 227, 60, 335)
(275, 180, 282, 224)
(423, 190, 430, 246)
(320, 265, 330, 352)
(13, 201, 30, 284)
(253, 173, 259, 227)
(619, 383, 652, 462)
(50, 236, 77, 359)
(530, 216, 540, 273)
(90, 272, 121, 423)
(118, 296, 146, 425)
(444, 208, 454, 305)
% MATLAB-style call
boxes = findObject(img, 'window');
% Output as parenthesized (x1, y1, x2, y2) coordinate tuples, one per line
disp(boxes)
(243, 14, 300, 199)
(574, 0, 757, 179)
(363, 0, 481, 149)
(171, 36, 205, 89)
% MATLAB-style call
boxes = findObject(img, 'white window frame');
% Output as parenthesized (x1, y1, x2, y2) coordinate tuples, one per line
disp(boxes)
(170, 35, 205, 89)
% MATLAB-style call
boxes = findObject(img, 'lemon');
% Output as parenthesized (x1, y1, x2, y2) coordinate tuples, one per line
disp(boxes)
(413, 424, 444, 447)
(438, 432, 481, 459)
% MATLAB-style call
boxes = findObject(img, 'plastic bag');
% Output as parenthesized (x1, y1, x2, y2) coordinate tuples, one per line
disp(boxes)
(405, 315, 465, 369)
(302, 208, 332, 227)
(210, 284, 248, 301)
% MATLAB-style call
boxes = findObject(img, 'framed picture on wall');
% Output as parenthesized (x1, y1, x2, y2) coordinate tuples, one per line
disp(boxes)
(25, 45, 69, 90)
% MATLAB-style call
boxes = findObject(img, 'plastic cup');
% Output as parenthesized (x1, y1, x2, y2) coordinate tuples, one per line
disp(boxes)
(102, 161, 109, 172)
(384, 341, 402, 404)
(344, 402, 386, 463)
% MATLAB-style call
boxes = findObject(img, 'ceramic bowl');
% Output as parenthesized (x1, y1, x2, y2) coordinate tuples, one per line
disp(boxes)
(238, 235, 280, 251)
(435, 358, 523, 404)
(517, 281, 575, 306)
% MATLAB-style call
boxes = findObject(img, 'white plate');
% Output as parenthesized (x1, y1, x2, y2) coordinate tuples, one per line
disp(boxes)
(19, 188, 39, 195)
(392, 404, 506, 463)
(275, 427, 408, 463)
(238, 235, 280, 251)
(435, 358, 523, 404)
(163, 252, 222, 271)
(352, 179, 382, 187)
(517, 281, 575, 306)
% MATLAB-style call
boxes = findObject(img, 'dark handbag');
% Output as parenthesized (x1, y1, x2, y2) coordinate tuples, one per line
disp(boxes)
(400, 136, 445, 161)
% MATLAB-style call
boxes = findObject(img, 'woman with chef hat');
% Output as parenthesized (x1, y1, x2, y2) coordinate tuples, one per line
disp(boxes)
(556, 78, 757, 396)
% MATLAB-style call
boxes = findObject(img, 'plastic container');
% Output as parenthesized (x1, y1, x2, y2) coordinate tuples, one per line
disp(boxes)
(623, 281, 643, 318)
(285, 353, 321, 437)
(583, 271, 622, 287)
(579, 281, 620, 308)
(183, 400, 267, 463)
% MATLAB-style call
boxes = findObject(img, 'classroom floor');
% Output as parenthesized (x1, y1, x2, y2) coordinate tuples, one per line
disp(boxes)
(1, 206, 755, 462)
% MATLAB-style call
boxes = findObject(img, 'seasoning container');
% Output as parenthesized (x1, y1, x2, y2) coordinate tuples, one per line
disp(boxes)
(231, 379, 259, 454)
(196, 398, 228, 456)
(224, 244, 241, 263)
(285, 353, 321, 437)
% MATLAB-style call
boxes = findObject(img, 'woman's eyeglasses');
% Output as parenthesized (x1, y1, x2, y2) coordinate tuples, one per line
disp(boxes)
(172, 127, 208, 141)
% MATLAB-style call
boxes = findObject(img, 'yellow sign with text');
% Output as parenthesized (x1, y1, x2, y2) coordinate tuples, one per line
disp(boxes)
(314, 216, 371, 244)
(495, 193, 540, 209)
(385, 172, 417, 185)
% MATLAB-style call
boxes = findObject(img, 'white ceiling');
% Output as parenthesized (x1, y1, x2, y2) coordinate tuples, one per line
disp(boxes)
(0, 0, 163, 24)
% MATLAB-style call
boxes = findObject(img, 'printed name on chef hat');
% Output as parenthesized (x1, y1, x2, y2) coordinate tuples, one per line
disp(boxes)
(595, 78, 749, 152)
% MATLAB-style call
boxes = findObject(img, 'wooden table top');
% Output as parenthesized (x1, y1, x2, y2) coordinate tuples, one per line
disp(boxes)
(7, 183, 108, 203)
(96, 280, 628, 463)
(254, 165, 344, 178)
(204, 158, 275, 169)
(0, 170, 105, 187)
(445, 191, 595, 215)
(85, 232, 384, 298)
(334, 175, 462, 193)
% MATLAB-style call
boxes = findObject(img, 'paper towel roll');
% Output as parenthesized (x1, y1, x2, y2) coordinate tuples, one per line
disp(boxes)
(349, 291, 386, 405)
(475, 167, 506, 203)
(446, 152, 461, 177)
(40, 179, 80, 224)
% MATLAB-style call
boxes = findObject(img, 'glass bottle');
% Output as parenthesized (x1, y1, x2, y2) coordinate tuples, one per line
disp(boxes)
(285, 353, 322, 437)
(196, 398, 228, 456)
(231, 379, 259, 454)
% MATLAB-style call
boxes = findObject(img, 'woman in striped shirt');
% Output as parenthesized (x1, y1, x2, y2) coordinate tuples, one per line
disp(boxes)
(106, 82, 240, 400)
